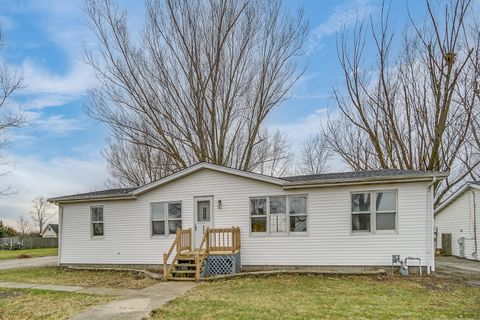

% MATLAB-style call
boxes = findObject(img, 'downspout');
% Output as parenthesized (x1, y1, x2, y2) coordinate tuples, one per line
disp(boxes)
(471, 189, 478, 260)
(427, 177, 437, 274)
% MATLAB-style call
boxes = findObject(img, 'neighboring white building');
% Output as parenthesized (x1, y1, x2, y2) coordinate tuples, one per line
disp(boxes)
(48, 162, 446, 274)
(41, 224, 59, 238)
(435, 182, 479, 261)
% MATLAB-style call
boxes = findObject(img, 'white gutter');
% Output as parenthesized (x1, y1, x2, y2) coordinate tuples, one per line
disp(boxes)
(283, 176, 446, 189)
(427, 177, 437, 274)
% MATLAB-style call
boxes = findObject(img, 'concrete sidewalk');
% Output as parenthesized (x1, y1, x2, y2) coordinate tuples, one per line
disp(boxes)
(71, 282, 196, 320)
(0, 281, 137, 296)
(0, 280, 196, 320)
(0, 256, 57, 270)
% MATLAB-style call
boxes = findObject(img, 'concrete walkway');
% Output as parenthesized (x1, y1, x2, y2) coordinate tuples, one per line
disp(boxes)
(436, 256, 480, 287)
(0, 256, 57, 270)
(0, 281, 137, 296)
(72, 282, 196, 320)
(0, 280, 197, 320)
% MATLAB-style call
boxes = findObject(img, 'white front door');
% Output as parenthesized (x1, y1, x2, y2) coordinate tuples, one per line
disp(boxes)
(194, 197, 213, 248)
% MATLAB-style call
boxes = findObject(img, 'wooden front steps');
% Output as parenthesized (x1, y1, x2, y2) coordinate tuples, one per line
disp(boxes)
(163, 227, 241, 281)
(166, 251, 207, 281)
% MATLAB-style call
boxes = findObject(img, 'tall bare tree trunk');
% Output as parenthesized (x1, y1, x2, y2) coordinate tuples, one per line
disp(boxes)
(325, 0, 479, 206)
(84, 0, 307, 185)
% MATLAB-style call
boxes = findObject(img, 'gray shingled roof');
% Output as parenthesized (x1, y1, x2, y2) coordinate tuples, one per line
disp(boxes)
(281, 169, 441, 182)
(48, 165, 446, 203)
(48, 224, 59, 234)
(49, 187, 137, 202)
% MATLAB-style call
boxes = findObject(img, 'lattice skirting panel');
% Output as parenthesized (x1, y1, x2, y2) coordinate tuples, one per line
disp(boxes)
(201, 252, 241, 277)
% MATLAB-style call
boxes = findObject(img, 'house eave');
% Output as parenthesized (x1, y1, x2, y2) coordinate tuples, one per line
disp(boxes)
(49, 195, 137, 205)
(434, 183, 480, 215)
(283, 174, 447, 189)
(132, 162, 286, 196)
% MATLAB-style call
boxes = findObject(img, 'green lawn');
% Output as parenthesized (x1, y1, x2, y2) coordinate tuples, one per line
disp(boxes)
(0, 288, 113, 320)
(0, 248, 58, 260)
(0, 266, 158, 290)
(150, 275, 480, 320)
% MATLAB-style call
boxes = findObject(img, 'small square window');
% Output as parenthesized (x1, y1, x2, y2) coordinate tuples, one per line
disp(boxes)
(352, 213, 371, 231)
(251, 198, 267, 215)
(376, 212, 396, 230)
(290, 215, 307, 232)
(251, 217, 267, 233)
(152, 220, 165, 235)
(270, 196, 286, 214)
(351, 193, 370, 212)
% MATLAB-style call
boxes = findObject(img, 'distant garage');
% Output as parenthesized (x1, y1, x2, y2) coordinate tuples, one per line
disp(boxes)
(435, 182, 479, 261)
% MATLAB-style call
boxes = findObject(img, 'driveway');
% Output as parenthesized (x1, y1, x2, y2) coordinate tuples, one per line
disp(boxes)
(436, 256, 480, 286)
(0, 256, 57, 270)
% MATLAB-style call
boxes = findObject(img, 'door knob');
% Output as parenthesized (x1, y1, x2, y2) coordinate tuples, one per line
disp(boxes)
(194, 225, 197, 231)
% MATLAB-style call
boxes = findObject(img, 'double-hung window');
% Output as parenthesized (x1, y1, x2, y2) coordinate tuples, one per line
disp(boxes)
(250, 198, 267, 233)
(351, 190, 397, 232)
(151, 202, 182, 236)
(91, 206, 104, 237)
(251, 195, 307, 235)
(269, 196, 287, 234)
(289, 196, 307, 232)
(351, 193, 371, 232)
(375, 191, 397, 230)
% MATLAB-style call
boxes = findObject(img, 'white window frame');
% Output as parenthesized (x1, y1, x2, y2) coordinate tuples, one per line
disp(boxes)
(249, 195, 308, 237)
(150, 201, 182, 237)
(90, 205, 104, 238)
(288, 195, 308, 234)
(350, 190, 398, 234)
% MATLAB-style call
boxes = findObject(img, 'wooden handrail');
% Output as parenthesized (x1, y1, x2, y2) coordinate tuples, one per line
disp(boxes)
(205, 227, 241, 253)
(164, 227, 241, 281)
(163, 228, 192, 280)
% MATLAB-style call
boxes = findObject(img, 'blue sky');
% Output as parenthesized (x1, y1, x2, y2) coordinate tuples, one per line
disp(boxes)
(0, 0, 428, 223)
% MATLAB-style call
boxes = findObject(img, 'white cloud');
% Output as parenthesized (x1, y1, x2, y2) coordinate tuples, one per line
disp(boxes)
(268, 108, 331, 150)
(19, 59, 95, 96)
(0, 14, 15, 30)
(0, 154, 109, 223)
(307, 0, 377, 52)
(35, 115, 83, 135)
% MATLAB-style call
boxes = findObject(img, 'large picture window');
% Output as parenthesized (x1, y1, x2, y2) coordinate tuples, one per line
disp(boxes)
(351, 190, 397, 233)
(151, 202, 182, 236)
(250, 195, 307, 235)
(91, 206, 104, 237)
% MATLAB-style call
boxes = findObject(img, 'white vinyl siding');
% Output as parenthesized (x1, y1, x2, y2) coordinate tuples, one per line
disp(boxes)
(60, 169, 432, 268)
(435, 189, 480, 260)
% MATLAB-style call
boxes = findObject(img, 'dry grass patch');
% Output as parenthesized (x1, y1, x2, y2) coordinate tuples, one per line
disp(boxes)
(0, 248, 57, 260)
(0, 267, 158, 290)
(0, 288, 113, 320)
(150, 274, 480, 320)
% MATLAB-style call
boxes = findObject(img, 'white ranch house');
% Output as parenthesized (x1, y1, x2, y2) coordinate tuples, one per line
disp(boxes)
(435, 182, 479, 261)
(49, 162, 446, 280)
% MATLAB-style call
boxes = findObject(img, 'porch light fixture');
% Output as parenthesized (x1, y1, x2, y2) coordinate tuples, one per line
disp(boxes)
(217, 199, 222, 209)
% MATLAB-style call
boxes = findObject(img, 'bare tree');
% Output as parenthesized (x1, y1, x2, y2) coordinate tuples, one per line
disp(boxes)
(84, 0, 307, 185)
(251, 130, 294, 177)
(104, 136, 177, 187)
(0, 28, 24, 195)
(16, 215, 31, 239)
(298, 133, 331, 174)
(31, 197, 54, 234)
(325, 0, 480, 205)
